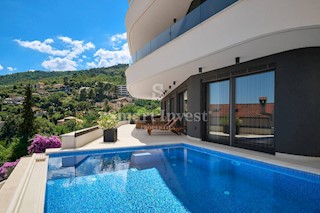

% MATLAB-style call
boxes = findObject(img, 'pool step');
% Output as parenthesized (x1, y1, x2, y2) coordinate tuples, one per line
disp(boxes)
(35, 153, 47, 162)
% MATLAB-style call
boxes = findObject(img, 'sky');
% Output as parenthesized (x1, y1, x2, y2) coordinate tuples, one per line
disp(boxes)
(0, 0, 130, 75)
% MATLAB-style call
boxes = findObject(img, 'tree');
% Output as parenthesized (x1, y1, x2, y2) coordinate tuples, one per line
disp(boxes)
(14, 85, 35, 158)
(88, 89, 95, 100)
(0, 115, 23, 142)
(63, 77, 69, 86)
(104, 99, 111, 112)
(20, 84, 34, 139)
(33, 117, 56, 135)
(47, 92, 66, 107)
(96, 82, 105, 101)
(52, 112, 63, 125)
(79, 89, 87, 101)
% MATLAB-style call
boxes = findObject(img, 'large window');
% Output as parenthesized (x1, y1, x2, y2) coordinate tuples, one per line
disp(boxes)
(207, 80, 230, 144)
(170, 97, 175, 113)
(234, 71, 275, 151)
(178, 90, 188, 133)
(206, 71, 275, 153)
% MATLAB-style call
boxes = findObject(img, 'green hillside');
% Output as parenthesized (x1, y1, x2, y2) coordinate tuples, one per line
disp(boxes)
(0, 63, 161, 167)
(0, 64, 128, 86)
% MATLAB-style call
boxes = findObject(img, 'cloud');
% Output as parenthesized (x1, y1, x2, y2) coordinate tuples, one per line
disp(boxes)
(86, 33, 130, 68)
(7, 67, 17, 72)
(42, 57, 77, 71)
(14, 33, 128, 71)
(0, 65, 3, 71)
(15, 36, 95, 71)
(58, 36, 95, 59)
(111, 33, 127, 44)
(44, 39, 54, 44)
(89, 43, 130, 68)
(14, 39, 69, 56)
(86, 62, 97, 69)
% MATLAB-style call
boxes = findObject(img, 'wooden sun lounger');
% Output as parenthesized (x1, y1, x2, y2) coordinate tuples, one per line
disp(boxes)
(144, 118, 185, 135)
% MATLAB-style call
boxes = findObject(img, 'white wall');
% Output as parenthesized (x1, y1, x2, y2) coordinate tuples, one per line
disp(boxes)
(126, 0, 191, 53)
(126, 0, 320, 99)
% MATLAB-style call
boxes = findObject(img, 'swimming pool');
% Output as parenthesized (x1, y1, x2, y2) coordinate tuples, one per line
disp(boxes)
(45, 144, 320, 212)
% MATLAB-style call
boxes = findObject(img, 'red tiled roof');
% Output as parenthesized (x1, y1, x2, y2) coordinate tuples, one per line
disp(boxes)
(209, 103, 274, 118)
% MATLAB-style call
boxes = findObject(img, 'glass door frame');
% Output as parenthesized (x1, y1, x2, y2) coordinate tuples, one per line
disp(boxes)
(204, 70, 275, 154)
(178, 90, 188, 134)
(206, 79, 231, 145)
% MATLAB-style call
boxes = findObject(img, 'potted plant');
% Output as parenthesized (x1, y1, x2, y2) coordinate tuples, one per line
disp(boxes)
(235, 117, 242, 135)
(98, 112, 118, 142)
(220, 117, 242, 134)
(221, 117, 230, 134)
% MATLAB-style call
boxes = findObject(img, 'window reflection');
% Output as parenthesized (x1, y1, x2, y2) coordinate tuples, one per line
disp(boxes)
(235, 71, 275, 151)
(208, 80, 230, 144)
(178, 91, 188, 133)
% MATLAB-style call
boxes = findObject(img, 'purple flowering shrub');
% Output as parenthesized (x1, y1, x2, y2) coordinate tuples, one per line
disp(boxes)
(0, 160, 19, 181)
(28, 134, 61, 154)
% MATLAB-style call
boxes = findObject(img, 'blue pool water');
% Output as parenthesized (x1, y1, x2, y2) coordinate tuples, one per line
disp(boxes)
(45, 144, 320, 213)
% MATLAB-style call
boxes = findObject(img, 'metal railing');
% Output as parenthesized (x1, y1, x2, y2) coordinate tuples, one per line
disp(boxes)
(131, 0, 238, 64)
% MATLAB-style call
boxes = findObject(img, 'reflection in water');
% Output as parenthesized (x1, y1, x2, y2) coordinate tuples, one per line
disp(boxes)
(47, 147, 319, 213)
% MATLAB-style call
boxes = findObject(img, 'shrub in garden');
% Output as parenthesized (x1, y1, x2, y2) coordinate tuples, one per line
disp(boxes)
(28, 135, 61, 154)
(0, 160, 19, 181)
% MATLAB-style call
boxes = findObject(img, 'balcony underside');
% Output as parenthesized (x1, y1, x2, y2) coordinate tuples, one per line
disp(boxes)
(126, 26, 320, 100)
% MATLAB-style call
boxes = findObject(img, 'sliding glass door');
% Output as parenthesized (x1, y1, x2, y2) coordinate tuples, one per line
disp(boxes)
(234, 71, 275, 152)
(178, 90, 188, 133)
(206, 71, 275, 153)
(207, 80, 230, 144)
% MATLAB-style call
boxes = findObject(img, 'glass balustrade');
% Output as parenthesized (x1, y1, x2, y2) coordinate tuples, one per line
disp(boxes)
(131, 0, 238, 63)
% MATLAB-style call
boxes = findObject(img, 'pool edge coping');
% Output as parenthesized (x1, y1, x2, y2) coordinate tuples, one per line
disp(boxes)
(1, 141, 319, 213)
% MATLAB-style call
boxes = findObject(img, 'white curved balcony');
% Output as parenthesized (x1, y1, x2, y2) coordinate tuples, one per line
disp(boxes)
(126, 0, 192, 54)
(126, 0, 320, 99)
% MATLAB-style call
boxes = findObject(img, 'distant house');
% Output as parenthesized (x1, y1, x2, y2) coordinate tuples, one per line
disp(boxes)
(109, 97, 133, 110)
(36, 82, 45, 90)
(53, 84, 65, 90)
(79, 87, 91, 93)
(3, 98, 13, 104)
(117, 85, 130, 97)
(37, 90, 50, 95)
(57, 116, 84, 125)
(32, 107, 47, 117)
(3, 96, 24, 105)
(48, 84, 70, 93)
(12, 96, 25, 105)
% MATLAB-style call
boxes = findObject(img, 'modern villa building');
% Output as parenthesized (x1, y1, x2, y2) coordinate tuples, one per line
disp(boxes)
(125, 0, 320, 156)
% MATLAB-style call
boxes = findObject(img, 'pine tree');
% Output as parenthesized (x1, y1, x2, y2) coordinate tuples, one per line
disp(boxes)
(12, 84, 34, 158)
(21, 84, 34, 138)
